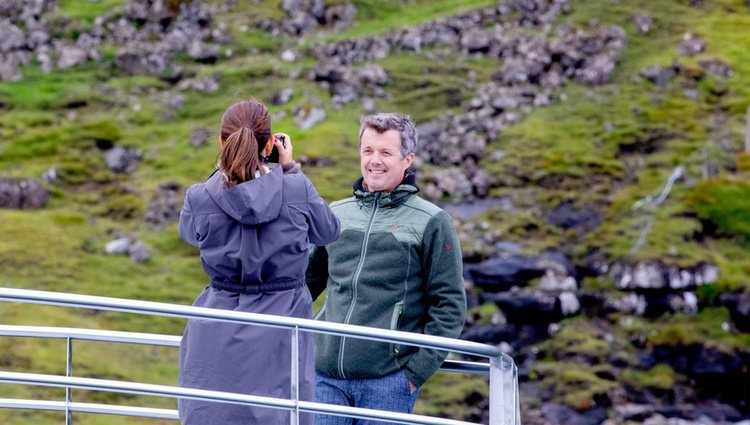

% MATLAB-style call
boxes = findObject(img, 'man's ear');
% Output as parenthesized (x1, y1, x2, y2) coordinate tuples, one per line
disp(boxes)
(403, 152, 415, 168)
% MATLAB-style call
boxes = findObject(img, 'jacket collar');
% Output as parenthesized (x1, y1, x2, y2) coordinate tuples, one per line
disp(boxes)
(352, 171, 419, 208)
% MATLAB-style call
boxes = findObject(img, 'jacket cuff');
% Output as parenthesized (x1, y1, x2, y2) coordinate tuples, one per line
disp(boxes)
(281, 161, 301, 174)
(404, 361, 429, 388)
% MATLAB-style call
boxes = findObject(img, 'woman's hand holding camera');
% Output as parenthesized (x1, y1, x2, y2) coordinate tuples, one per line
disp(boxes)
(274, 132, 293, 165)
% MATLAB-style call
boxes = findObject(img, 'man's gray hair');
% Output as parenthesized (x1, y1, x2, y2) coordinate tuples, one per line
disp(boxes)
(358, 112, 418, 157)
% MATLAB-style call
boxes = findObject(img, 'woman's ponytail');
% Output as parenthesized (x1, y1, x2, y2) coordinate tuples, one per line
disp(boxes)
(218, 100, 272, 187)
(220, 127, 265, 187)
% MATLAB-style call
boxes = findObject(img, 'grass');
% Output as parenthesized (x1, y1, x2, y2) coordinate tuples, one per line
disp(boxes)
(1, 0, 750, 423)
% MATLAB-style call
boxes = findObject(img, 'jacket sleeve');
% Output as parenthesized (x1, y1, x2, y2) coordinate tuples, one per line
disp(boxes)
(304, 177, 340, 246)
(178, 187, 199, 247)
(405, 211, 467, 388)
(305, 244, 329, 301)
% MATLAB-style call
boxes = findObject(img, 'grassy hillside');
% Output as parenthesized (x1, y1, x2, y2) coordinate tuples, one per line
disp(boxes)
(0, 0, 748, 423)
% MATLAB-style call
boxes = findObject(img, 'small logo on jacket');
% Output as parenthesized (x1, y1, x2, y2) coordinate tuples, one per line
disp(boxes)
(444, 242, 453, 252)
(391, 223, 399, 233)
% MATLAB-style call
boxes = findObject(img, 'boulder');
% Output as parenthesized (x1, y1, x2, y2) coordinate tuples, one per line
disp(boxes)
(0, 178, 49, 209)
(467, 255, 546, 291)
(105, 146, 143, 174)
(719, 292, 750, 333)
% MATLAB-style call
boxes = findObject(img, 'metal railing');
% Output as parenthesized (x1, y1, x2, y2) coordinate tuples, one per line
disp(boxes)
(0, 287, 520, 425)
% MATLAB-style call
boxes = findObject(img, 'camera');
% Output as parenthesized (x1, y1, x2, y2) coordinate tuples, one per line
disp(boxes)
(267, 134, 286, 163)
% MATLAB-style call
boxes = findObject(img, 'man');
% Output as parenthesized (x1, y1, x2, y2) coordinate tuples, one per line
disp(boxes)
(306, 112, 466, 424)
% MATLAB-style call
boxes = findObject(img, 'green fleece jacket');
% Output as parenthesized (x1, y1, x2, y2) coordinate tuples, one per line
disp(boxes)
(306, 175, 466, 388)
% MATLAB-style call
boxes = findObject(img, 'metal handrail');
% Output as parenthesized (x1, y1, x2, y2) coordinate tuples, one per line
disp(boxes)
(0, 398, 178, 420)
(0, 287, 520, 424)
(0, 371, 475, 425)
(0, 325, 489, 374)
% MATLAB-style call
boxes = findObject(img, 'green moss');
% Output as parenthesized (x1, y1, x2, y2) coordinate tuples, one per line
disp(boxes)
(323, 0, 497, 41)
(646, 308, 750, 348)
(621, 364, 675, 391)
(415, 371, 489, 420)
(53, 0, 126, 23)
(92, 193, 145, 219)
(538, 318, 614, 363)
(535, 361, 618, 410)
(467, 302, 501, 325)
(687, 178, 750, 245)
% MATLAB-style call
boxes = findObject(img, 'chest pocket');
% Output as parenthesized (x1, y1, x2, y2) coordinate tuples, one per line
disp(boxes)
(361, 232, 412, 291)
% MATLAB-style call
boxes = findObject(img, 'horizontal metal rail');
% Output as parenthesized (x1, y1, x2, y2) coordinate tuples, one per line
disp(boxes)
(0, 398, 178, 420)
(0, 371, 476, 425)
(0, 325, 489, 374)
(0, 287, 504, 359)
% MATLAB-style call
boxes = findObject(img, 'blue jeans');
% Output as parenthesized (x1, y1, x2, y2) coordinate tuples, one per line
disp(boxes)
(315, 369, 420, 425)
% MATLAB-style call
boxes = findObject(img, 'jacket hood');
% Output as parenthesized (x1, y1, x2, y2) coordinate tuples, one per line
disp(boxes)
(205, 165, 283, 225)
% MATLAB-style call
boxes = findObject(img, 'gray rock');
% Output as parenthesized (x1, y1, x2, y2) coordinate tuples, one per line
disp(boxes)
(460, 28, 492, 54)
(719, 292, 750, 332)
(187, 40, 219, 63)
(189, 127, 212, 147)
(541, 403, 608, 425)
(166, 94, 185, 111)
(539, 270, 578, 292)
(0, 19, 25, 53)
(678, 32, 706, 56)
(331, 81, 360, 105)
(326, 3, 357, 30)
(467, 255, 546, 291)
(358, 63, 389, 86)
(294, 106, 326, 130)
(641, 64, 677, 85)
(611, 262, 718, 291)
(105, 146, 143, 174)
(397, 29, 422, 52)
(0, 57, 21, 81)
(104, 237, 131, 255)
(558, 292, 580, 316)
(698, 59, 733, 78)
(128, 240, 151, 263)
(269, 88, 294, 105)
(178, 74, 220, 93)
(633, 14, 653, 33)
(0, 178, 49, 209)
(56, 44, 89, 69)
(546, 200, 603, 232)
(280, 49, 299, 62)
(575, 53, 617, 85)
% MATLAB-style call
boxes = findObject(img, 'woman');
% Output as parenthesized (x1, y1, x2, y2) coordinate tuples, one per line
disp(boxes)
(177, 99, 340, 424)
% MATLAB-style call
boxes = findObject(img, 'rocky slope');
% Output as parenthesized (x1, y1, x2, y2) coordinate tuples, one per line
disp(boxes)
(0, 1, 748, 424)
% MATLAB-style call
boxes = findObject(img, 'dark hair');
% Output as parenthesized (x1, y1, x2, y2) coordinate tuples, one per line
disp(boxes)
(219, 100, 271, 187)
(358, 112, 418, 157)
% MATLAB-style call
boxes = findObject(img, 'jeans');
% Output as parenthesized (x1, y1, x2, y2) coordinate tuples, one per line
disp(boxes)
(315, 369, 420, 425)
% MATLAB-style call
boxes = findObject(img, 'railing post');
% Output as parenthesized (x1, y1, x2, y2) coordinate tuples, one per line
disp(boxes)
(489, 355, 520, 425)
(66, 337, 73, 425)
(290, 325, 299, 425)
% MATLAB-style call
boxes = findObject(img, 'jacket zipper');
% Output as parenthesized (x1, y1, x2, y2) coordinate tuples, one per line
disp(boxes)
(338, 193, 380, 378)
(390, 300, 405, 354)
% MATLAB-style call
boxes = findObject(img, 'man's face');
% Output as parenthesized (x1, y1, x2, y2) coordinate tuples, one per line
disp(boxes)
(360, 127, 414, 193)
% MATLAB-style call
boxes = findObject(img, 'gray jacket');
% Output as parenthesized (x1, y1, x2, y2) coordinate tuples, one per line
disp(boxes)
(179, 165, 340, 288)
